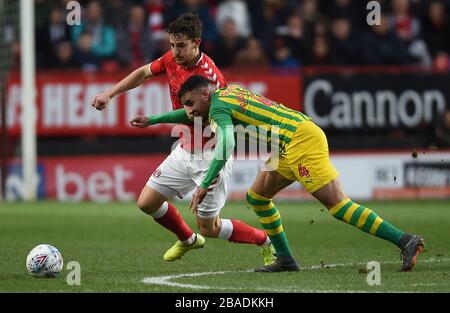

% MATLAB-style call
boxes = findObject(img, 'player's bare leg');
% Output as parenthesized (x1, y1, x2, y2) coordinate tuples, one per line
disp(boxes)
(196, 215, 222, 238)
(247, 170, 300, 272)
(312, 178, 425, 271)
(137, 186, 204, 261)
(196, 215, 276, 266)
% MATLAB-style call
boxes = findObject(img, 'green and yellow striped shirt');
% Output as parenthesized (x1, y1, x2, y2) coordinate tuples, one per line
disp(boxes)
(209, 84, 310, 147)
(147, 84, 312, 188)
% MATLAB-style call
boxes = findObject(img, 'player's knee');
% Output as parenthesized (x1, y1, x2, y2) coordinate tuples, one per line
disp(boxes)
(137, 187, 166, 215)
(137, 198, 150, 214)
(137, 197, 159, 215)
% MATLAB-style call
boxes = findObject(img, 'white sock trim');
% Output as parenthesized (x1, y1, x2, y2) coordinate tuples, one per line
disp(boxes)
(259, 237, 271, 248)
(151, 202, 169, 219)
(217, 219, 233, 240)
(181, 233, 196, 246)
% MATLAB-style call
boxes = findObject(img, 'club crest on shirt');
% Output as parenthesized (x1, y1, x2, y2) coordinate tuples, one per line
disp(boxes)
(236, 94, 247, 112)
(152, 169, 162, 177)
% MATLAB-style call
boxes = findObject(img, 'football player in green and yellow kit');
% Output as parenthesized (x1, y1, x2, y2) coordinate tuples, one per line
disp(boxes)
(131, 75, 425, 273)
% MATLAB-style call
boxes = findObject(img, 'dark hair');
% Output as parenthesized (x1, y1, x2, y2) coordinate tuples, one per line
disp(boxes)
(178, 75, 210, 100)
(167, 13, 202, 41)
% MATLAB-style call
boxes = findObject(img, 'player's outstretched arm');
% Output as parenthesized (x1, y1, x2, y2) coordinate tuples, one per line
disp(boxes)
(130, 109, 193, 128)
(91, 64, 152, 111)
(130, 116, 151, 128)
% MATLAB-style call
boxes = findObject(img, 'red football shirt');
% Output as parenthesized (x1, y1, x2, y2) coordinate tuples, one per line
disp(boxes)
(149, 51, 227, 151)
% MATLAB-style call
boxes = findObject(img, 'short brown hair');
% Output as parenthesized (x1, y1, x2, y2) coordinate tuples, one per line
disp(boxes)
(167, 13, 202, 41)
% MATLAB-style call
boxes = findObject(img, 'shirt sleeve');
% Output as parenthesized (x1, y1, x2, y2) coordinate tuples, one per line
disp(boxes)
(149, 51, 171, 76)
(148, 108, 192, 125)
(200, 100, 234, 189)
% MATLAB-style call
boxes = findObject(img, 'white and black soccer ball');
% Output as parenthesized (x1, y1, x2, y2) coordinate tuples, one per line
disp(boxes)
(26, 244, 63, 278)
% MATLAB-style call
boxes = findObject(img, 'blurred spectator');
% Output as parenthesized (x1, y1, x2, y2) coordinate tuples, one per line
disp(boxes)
(51, 40, 79, 69)
(306, 35, 333, 65)
(433, 52, 450, 73)
(116, 5, 153, 68)
(271, 36, 299, 68)
(152, 33, 171, 59)
(389, 0, 431, 66)
(9, 41, 21, 70)
(166, 0, 217, 50)
(422, 1, 450, 60)
(27, 0, 450, 70)
(37, 6, 72, 68)
(405, 38, 432, 66)
(233, 37, 269, 67)
(212, 18, 248, 67)
(425, 110, 450, 148)
(34, 0, 59, 29)
(216, 0, 252, 38)
(300, 0, 323, 39)
(301, 0, 319, 25)
(330, 17, 360, 65)
(362, 14, 408, 65)
(324, 0, 361, 28)
(276, 14, 309, 65)
(71, 1, 117, 59)
(103, 0, 131, 29)
(146, 0, 166, 41)
(249, 0, 289, 54)
(313, 16, 330, 37)
(389, 0, 421, 39)
(74, 32, 101, 72)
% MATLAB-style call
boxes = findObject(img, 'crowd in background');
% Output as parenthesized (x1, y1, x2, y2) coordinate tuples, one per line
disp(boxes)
(21, 0, 450, 72)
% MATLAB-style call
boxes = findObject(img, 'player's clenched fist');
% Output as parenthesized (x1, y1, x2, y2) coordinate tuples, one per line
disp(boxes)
(91, 92, 111, 111)
(130, 115, 151, 128)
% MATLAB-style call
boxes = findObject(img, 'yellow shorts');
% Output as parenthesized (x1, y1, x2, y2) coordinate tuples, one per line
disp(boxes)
(266, 120, 339, 193)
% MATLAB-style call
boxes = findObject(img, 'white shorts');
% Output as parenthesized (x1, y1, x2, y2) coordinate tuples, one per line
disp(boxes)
(147, 144, 233, 219)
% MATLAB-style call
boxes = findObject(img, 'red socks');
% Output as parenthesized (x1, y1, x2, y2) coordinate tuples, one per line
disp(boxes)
(153, 202, 193, 241)
(229, 219, 268, 246)
(153, 205, 268, 247)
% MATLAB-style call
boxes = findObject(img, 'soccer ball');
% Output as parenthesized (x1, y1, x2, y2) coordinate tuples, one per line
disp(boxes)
(26, 244, 63, 278)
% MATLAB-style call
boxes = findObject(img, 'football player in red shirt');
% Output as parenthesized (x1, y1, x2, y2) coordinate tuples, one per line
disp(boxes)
(91, 13, 275, 265)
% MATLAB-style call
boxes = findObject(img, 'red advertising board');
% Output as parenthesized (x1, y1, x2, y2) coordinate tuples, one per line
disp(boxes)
(5, 70, 301, 136)
(4, 150, 449, 202)
(6, 155, 166, 202)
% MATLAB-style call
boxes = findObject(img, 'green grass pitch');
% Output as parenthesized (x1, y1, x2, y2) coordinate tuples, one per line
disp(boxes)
(0, 200, 449, 292)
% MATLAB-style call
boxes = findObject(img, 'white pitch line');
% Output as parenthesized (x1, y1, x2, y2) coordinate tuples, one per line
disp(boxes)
(142, 274, 379, 293)
(303, 257, 450, 270)
(143, 271, 235, 290)
(142, 258, 450, 292)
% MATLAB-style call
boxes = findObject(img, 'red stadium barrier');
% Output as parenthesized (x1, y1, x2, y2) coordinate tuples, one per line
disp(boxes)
(5, 69, 301, 137)
(4, 150, 449, 202)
